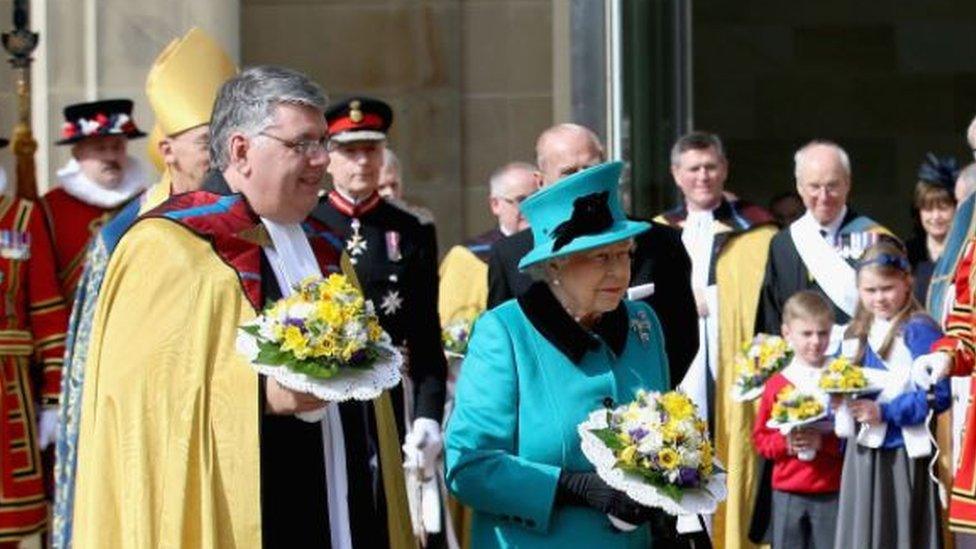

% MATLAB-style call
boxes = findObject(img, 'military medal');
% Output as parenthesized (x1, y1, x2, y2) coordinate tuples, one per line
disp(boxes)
(385, 230, 402, 262)
(380, 289, 403, 316)
(0, 230, 30, 260)
(346, 218, 367, 263)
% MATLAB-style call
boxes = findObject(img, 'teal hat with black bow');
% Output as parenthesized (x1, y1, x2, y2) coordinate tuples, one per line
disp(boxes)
(518, 161, 650, 270)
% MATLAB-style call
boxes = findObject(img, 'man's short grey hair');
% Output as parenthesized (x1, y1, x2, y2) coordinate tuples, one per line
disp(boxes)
(489, 161, 538, 197)
(209, 65, 328, 171)
(793, 139, 851, 181)
(669, 131, 726, 166)
(382, 147, 401, 176)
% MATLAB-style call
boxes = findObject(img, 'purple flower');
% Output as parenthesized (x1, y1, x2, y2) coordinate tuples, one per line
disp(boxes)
(349, 348, 369, 364)
(628, 427, 648, 442)
(284, 317, 306, 330)
(677, 467, 700, 487)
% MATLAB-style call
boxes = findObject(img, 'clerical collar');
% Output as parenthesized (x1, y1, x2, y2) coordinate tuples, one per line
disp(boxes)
(499, 224, 515, 237)
(518, 282, 628, 364)
(328, 189, 381, 217)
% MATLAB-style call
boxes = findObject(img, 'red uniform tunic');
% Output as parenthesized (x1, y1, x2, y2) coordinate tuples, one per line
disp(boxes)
(932, 239, 976, 532)
(0, 197, 68, 542)
(39, 187, 117, 300)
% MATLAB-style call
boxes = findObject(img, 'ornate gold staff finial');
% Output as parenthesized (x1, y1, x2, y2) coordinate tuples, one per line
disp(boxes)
(2, 0, 39, 200)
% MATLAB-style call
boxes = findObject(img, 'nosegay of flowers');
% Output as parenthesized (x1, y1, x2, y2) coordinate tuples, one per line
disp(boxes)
(590, 390, 715, 502)
(769, 386, 825, 425)
(818, 356, 868, 391)
(240, 274, 387, 378)
(733, 334, 793, 401)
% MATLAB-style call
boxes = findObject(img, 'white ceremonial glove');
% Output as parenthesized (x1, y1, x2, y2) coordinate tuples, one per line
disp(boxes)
(403, 417, 443, 474)
(37, 408, 59, 450)
(912, 352, 952, 389)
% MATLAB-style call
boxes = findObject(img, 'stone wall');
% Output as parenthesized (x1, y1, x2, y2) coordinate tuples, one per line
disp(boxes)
(241, 0, 554, 248)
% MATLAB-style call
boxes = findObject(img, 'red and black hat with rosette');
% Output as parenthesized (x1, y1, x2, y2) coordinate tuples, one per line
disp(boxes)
(56, 98, 147, 145)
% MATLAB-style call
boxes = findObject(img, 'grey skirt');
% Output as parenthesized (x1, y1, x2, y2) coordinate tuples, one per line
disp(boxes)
(834, 442, 943, 549)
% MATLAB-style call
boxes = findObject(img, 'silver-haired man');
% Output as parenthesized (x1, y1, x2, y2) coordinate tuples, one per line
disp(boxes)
(70, 66, 410, 548)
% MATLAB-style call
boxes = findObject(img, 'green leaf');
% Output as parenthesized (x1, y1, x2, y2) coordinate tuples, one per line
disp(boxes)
(590, 428, 627, 451)
(615, 462, 685, 503)
(240, 324, 261, 337)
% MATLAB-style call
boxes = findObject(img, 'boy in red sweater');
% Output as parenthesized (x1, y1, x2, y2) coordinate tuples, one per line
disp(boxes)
(752, 291, 843, 549)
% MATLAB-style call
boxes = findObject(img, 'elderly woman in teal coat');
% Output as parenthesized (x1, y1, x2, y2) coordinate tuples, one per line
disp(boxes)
(445, 162, 671, 548)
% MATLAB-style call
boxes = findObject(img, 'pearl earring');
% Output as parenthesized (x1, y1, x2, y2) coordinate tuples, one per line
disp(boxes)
(553, 278, 561, 286)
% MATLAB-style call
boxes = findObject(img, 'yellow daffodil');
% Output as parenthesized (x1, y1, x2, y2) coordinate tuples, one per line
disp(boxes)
(660, 391, 695, 421)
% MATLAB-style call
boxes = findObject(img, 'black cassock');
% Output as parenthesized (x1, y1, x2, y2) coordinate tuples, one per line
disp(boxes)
(486, 220, 699, 388)
(194, 171, 391, 549)
(312, 192, 447, 434)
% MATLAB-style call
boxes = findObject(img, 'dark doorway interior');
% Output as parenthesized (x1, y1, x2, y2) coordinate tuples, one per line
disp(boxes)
(692, 1, 976, 237)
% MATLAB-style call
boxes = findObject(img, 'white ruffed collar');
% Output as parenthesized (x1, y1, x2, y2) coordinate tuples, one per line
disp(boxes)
(56, 156, 149, 209)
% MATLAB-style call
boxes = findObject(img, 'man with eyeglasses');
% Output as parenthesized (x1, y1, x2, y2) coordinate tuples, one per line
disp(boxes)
(439, 162, 539, 344)
(756, 140, 889, 333)
(750, 139, 889, 544)
(312, 97, 448, 507)
(457, 161, 538, 262)
(72, 67, 413, 548)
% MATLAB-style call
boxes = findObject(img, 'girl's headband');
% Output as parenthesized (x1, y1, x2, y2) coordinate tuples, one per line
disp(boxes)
(857, 253, 910, 273)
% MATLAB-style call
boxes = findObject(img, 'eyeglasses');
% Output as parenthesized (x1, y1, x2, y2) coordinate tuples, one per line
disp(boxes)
(258, 132, 331, 157)
(800, 182, 846, 196)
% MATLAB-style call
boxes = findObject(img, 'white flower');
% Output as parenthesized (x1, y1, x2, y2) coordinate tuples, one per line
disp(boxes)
(257, 318, 276, 340)
(679, 447, 701, 468)
(287, 302, 315, 320)
(638, 429, 664, 455)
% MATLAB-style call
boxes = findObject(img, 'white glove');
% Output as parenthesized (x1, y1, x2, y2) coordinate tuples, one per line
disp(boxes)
(912, 352, 951, 389)
(402, 417, 443, 474)
(37, 408, 59, 450)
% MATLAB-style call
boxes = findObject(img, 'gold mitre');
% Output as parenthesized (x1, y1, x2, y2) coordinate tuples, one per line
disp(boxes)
(146, 124, 165, 172)
(145, 27, 237, 136)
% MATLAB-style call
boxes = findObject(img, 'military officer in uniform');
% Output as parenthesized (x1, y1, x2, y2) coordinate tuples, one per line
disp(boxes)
(313, 97, 447, 472)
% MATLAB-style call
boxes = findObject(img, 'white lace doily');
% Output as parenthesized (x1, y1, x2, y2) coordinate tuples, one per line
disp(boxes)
(731, 385, 764, 403)
(577, 409, 727, 516)
(236, 328, 402, 402)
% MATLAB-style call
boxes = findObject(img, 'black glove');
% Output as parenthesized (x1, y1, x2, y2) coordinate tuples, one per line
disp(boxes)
(647, 509, 681, 541)
(556, 471, 655, 525)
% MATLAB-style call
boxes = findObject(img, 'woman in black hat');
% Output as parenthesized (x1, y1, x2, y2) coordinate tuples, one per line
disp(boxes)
(905, 153, 959, 304)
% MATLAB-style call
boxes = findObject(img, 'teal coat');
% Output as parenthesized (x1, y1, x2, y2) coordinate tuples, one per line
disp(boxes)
(445, 284, 670, 548)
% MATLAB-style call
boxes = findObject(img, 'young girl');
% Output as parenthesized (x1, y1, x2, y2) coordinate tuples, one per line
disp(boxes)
(834, 239, 951, 548)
